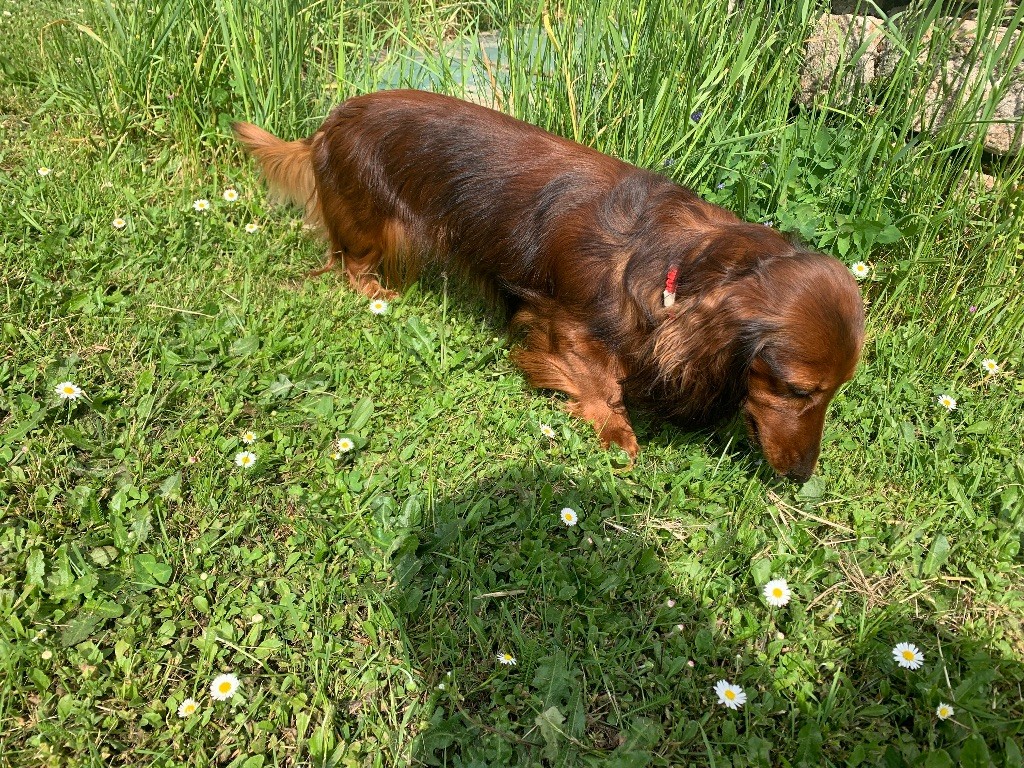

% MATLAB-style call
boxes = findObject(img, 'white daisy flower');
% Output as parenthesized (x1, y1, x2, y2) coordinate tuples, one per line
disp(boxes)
(244, 222, 259, 233)
(763, 579, 792, 607)
(850, 262, 870, 280)
(38, 167, 51, 177)
(714, 680, 747, 710)
(892, 642, 924, 670)
(936, 702, 954, 720)
(937, 394, 957, 411)
(112, 217, 126, 229)
(369, 299, 389, 315)
(222, 188, 239, 202)
(981, 359, 999, 375)
(240, 431, 257, 445)
(177, 698, 199, 718)
(55, 382, 84, 400)
(540, 423, 556, 439)
(559, 507, 578, 526)
(496, 652, 517, 666)
(234, 451, 257, 469)
(337, 437, 355, 452)
(192, 198, 210, 212)
(210, 673, 240, 701)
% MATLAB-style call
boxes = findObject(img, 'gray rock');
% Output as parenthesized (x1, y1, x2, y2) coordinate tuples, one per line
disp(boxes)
(799, 12, 1024, 155)
(797, 14, 888, 107)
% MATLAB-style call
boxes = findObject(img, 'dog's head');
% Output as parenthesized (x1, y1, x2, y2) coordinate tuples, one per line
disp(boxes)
(738, 250, 864, 483)
(642, 224, 864, 482)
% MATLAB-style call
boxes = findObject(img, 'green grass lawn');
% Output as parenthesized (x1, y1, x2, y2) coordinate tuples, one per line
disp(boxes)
(2, 0, 1024, 766)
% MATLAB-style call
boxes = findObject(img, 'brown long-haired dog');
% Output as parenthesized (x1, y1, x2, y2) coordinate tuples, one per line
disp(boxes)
(235, 90, 864, 481)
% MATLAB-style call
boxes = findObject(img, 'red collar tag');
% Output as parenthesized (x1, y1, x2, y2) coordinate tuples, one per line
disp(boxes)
(663, 266, 678, 308)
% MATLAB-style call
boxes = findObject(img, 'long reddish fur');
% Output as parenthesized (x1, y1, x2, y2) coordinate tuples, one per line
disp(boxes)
(235, 90, 864, 479)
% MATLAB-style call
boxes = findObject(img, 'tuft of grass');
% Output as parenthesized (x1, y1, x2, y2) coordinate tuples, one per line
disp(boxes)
(1, 0, 1023, 766)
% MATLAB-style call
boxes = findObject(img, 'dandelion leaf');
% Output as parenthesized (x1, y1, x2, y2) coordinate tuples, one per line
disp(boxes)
(795, 722, 823, 767)
(25, 549, 45, 587)
(1005, 738, 1023, 768)
(61, 612, 102, 647)
(921, 534, 951, 577)
(535, 705, 565, 763)
(958, 735, 991, 768)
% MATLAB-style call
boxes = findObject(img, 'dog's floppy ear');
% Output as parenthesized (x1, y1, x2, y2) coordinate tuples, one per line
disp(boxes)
(735, 317, 778, 375)
(641, 276, 767, 422)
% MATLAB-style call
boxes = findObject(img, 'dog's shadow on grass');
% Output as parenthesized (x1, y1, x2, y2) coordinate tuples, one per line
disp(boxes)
(369, 459, 1024, 767)
(373, 461, 727, 766)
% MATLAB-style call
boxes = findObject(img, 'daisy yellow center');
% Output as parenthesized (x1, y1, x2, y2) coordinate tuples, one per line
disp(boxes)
(219, 681, 233, 693)
(939, 707, 949, 716)
(63, 386, 75, 394)
(724, 689, 736, 700)
(184, 703, 196, 712)
(772, 588, 783, 597)
(242, 456, 251, 465)
(902, 650, 915, 660)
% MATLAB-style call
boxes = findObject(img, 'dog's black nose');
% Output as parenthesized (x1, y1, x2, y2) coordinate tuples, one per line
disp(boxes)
(787, 468, 813, 484)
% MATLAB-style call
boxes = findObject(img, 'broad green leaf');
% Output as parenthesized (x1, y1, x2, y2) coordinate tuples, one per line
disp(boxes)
(1005, 738, 1023, 768)
(90, 546, 119, 567)
(25, 549, 45, 587)
(922, 749, 953, 768)
(921, 534, 951, 577)
(159, 472, 182, 500)
(61, 613, 102, 647)
(229, 336, 260, 356)
(347, 396, 374, 432)
(61, 426, 97, 451)
(536, 706, 565, 763)
(750, 558, 772, 585)
(958, 735, 991, 768)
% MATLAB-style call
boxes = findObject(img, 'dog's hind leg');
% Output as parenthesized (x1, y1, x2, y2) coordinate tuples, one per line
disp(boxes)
(317, 202, 404, 299)
(511, 306, 639, 457)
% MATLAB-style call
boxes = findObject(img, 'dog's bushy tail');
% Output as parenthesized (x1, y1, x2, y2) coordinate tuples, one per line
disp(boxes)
(232, 122, 321, 226)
